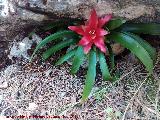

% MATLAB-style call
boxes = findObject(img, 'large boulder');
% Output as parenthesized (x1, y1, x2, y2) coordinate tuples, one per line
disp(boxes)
(2, 0, 160, 20)
(0, 0, 159, 40)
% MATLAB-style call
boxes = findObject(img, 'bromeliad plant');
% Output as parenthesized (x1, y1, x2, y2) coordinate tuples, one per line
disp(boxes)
(31, 9, 160, 102)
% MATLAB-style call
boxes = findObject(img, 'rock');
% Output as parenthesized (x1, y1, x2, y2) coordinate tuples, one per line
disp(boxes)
(14, 0, 159, 22)
(0, 81, 8, 89)
(114, 5, 155, 20)
(8, 34, 42, 60)
(1, 0, 159, 33)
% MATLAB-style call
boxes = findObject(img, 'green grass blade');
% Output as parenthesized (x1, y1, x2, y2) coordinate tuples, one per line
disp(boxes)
(30, 30, 74, 60)
(123, 32, 156, 61)
(106, 18, 126, 30)
(98, 51, 112, 81)
(119, 23, 160, 35)
(55, 49, 76, 66)
(70, 46, 84, 74)
(42, 39, 75, 60)
(108, 32, 154, 73)
(82, 49, 97, 101)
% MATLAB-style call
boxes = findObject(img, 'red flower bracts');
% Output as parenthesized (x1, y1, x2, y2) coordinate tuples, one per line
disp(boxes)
(68, 9, 112, 54)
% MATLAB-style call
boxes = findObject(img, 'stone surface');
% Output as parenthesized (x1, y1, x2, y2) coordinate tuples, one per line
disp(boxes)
(8, 34, 42, 60)
(0, 0, 159, 35)
(0, 0, 159, 41)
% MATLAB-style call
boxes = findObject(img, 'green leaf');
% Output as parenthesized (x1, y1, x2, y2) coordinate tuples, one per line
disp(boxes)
(119, 23, 160, 35)
(42, 39, 75, 60)
(82, 50, 97, 101)
(98, 51, 112, 81)
(30, 30, 74, 60)
(106, 18, 126, 30)
(71, 46, 84, 74)
(106, 43, 115, 69)
(123, 32, 156, 61)
(108, 32, 154, 73)
(55, 49, 76, 66)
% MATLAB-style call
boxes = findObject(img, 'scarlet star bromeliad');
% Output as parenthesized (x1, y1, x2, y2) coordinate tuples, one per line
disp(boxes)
(68, 9, 112, 54)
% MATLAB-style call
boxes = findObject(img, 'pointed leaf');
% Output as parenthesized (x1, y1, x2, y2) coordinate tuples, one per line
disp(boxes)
(119, 23, 160, 35)
(98, 51, 112, 81)
(31, 30, 74, 60)
(42, 39, 75, 60)
(123, 32, 156, 61)
(106, 18, 126, 30)
(82, 50, 97, 101)
(55, 49, 76, 66)
(108, 32, 154, 73)
(71, 46, 84, 74)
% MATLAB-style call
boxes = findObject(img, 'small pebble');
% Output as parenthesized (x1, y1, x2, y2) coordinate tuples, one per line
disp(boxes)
(0, 81, 8, 89)
(28, 103, 38, 111)
(60, 92, 66, 97)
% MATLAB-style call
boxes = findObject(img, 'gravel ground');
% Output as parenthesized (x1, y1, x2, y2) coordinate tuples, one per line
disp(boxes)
(0, 47, 159, 120)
